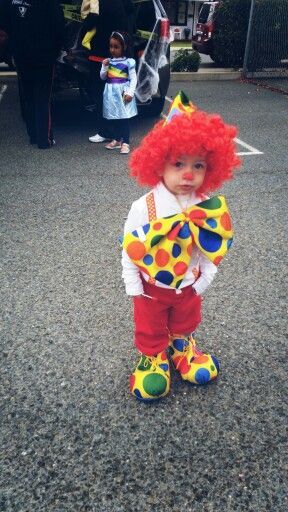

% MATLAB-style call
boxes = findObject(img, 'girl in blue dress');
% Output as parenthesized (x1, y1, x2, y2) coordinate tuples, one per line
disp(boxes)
(91, 31, 137, 154)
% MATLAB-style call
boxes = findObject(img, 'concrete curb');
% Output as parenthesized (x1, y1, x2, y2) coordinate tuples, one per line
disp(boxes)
(171, 70, 241, 81)
(0, 69, 242, 83)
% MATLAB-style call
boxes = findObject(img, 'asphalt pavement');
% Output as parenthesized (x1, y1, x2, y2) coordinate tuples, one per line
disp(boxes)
(1, 78, 287, 512)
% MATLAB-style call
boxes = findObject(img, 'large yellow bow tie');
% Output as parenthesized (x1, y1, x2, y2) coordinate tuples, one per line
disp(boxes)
(123, 195, 233, 288)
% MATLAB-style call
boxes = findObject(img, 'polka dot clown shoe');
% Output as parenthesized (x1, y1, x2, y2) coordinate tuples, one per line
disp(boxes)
(169, 335, 219, 385)
(130, 351, 170, 402)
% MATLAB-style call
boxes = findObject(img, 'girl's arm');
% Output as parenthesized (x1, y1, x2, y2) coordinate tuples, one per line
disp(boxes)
(192, 254, 217, 295)
(124, 60, 137, 98)
(121, 201, 147, 296)
(100, 60, 109, 80)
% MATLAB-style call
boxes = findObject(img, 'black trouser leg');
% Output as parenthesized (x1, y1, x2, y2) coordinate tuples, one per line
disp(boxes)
(112, 119, 130, 144)
(101, 119, 119, 141)
(34, 64, 54, 148)
(16, 63, 54, 148)
(98, 117, 113, 139)
(16, 63, 37, 143)
(120, 119, 130, 144)
(17, 75, 27, 122)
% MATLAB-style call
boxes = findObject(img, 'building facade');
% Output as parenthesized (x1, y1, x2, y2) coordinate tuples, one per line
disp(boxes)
(162, 0, 212, 40)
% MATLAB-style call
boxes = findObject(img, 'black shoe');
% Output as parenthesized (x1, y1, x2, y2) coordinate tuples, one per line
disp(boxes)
(38, 140, 55, 149)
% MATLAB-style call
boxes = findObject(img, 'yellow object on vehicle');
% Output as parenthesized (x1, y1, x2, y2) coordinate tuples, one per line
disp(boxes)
(82, 28, 96, 50)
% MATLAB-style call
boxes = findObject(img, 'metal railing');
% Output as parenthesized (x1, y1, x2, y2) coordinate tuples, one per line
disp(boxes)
(242, 0, 288, 93)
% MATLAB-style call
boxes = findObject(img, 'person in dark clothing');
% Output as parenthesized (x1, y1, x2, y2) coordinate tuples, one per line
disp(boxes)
(80, 0, 134, 111)
(0, 0, 66, 149)
(81, 0, 133, 59)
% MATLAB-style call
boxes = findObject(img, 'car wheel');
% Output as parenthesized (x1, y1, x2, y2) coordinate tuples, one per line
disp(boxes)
(209, 53, 221, 66)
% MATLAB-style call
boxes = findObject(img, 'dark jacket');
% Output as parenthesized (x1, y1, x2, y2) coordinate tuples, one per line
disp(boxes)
(0, 0, 65, 64)
(82, 0, 134, 57)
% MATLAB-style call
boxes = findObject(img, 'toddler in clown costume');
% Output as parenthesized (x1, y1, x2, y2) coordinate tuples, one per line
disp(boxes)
(121, 91, 240, 401)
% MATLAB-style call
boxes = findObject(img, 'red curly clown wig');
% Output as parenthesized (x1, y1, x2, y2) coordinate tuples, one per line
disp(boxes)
(129, 110, 241, 194)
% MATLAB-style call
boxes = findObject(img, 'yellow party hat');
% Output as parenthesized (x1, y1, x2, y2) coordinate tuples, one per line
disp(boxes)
(164, 90, 197, 125)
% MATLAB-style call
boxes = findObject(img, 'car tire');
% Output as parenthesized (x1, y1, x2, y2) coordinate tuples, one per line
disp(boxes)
(209, 53, 221, 66)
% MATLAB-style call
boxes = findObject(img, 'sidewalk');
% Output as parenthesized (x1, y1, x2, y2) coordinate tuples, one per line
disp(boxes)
(171, 68, 241, 81)
(1, 44, 241, 82)
(171, 43, 241, 81)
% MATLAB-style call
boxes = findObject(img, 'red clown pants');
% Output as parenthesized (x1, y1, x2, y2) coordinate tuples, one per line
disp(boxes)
(133, 280, 201, 356)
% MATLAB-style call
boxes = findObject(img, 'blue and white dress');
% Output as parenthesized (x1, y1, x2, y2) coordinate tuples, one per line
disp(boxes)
(100, 57, 138, 120)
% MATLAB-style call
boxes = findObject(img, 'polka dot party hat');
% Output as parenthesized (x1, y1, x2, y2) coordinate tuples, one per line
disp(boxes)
(163, 90, 197, 125)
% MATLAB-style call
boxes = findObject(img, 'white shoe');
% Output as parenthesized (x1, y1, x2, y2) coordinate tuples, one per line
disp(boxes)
(89, 133, 107, 143)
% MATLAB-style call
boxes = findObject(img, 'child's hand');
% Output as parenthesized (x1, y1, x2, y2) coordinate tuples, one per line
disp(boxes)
(102, 58, 109, 66)
(123, 94, 133, 104)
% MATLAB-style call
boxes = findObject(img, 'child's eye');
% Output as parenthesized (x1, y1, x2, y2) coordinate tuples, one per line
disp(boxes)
(194, 162, 205, 170)
(174, 161, 184, 168)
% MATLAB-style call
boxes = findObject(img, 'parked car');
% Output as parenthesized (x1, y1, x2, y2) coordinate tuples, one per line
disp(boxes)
(192, 1, 219, 61)
(56, 0, 171, 116)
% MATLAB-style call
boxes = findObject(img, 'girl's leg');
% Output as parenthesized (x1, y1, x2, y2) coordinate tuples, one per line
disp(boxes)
(104, 120, 122, 149)
(121, 119, 130, 144)
(119, 119, 130, 153)
(110, 119, 129, 144)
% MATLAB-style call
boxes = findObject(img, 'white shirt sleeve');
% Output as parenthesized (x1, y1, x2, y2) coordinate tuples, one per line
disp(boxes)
(100, 62, 109, 80)
(125, 61, 137, 97)
(81, 0, 99, 18)
(192, 253, 217, 295)
(121, 200, 147, 296)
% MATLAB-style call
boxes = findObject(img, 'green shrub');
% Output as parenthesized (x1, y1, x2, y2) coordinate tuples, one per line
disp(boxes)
(212, 0, 251, 67)
(212, 0, 288, 69)
(248, 0, 288, 70)
(171, 49, 200, 72)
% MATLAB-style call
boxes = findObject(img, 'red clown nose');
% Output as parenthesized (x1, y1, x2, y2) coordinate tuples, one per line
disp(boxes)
(183, 172, 193, 181)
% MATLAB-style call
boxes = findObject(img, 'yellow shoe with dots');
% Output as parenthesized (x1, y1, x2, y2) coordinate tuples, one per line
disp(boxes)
(169, 335, 219, 385)
(130, 351, 170, 401)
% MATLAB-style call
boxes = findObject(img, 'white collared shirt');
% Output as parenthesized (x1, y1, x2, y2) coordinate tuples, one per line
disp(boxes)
(121, 182, 217, 296)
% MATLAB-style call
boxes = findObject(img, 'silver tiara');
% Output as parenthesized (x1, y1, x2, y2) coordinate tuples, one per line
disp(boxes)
(111, 31, 125, 44)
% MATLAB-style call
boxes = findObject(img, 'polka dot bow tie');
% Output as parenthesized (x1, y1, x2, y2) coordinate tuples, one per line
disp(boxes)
(123, 195, 233, 288)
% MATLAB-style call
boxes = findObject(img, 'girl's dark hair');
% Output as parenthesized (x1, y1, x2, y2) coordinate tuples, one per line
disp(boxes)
(110, 31, 133, 57)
